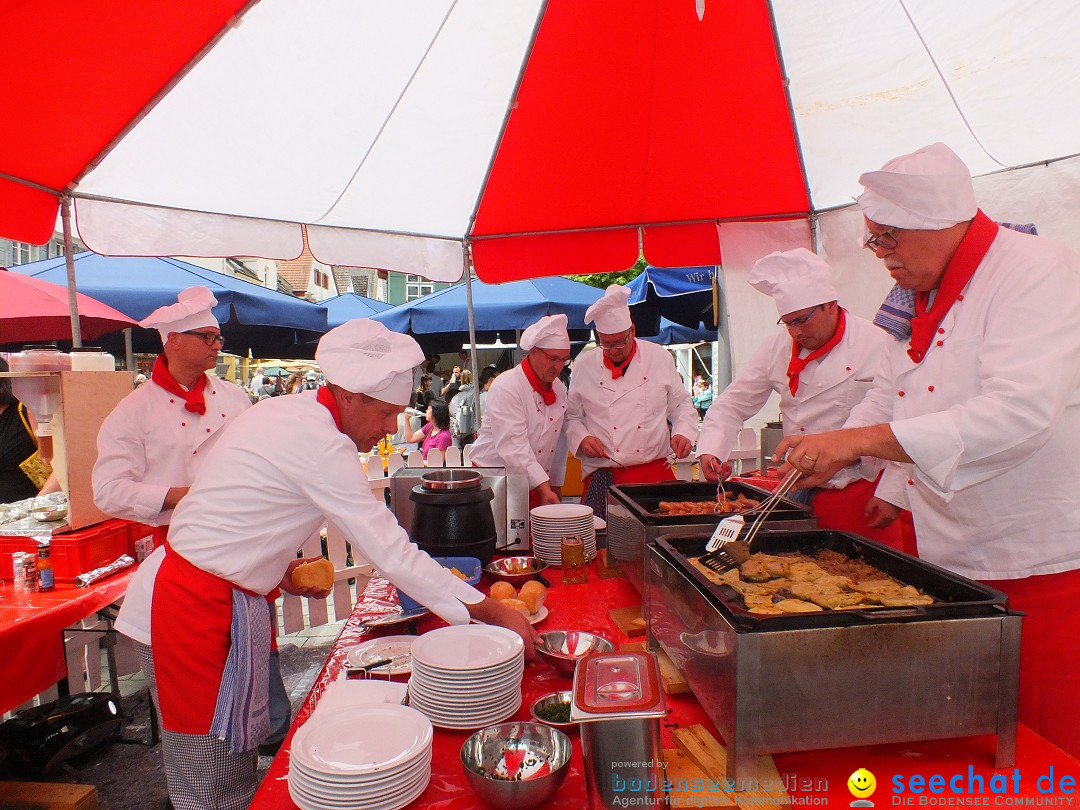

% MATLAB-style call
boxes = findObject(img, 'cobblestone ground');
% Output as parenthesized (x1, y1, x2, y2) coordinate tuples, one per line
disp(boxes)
(10, 627, 340, 810)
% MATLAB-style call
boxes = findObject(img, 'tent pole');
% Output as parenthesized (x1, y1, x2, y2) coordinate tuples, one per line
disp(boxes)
(60, 196, 83, 348)
(463, 243, 483, 430)
(124, 328, 134, 371)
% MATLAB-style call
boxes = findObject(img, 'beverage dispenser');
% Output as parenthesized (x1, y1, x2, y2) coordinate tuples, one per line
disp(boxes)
(8, 345, 72, 463)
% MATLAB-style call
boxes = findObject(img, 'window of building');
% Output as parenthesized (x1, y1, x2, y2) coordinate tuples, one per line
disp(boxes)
(405, 274, 433, 302)
(9, 241, 34, 265)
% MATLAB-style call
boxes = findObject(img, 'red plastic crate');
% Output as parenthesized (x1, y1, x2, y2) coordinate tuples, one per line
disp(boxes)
(47, 519, 132, 583)
(0, 537, 39, 579)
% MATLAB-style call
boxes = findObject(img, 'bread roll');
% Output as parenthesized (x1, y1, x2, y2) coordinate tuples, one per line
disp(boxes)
(291, 558, 334, 590)
(500, 597, 531, 617)
(490, 581, 517, 601)
(518, 580, 547, 614)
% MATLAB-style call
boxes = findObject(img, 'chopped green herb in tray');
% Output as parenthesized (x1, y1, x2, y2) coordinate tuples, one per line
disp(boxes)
(536, 701, 572, 723)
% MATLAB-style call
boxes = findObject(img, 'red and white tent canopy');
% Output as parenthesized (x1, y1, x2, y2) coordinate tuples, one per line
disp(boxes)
(4, 0, 1080, 294)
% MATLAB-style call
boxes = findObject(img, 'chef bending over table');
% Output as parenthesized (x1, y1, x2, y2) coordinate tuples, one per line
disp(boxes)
(776, 142, 1080, 760)
(696, 249, 910, 551)
(116, 319, 539, 810)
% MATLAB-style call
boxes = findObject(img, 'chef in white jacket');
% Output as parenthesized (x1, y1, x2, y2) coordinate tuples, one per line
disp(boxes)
(696, 249, 906, 550)
(469, 314, 569, 508)
(140, 319, 538, 809)
(563, 284, 699, 517)
(776, 142, 1080, 759)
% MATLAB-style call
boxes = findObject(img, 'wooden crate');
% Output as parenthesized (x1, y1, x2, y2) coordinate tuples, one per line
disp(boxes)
(0, 781, 98, 810)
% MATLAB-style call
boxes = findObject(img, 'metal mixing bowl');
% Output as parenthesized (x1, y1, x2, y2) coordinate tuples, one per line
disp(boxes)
(536, 630, 615, 676)
(529, 690, 577, 729)
(484, 556, 549, 584)
(460, 722, 572, 809)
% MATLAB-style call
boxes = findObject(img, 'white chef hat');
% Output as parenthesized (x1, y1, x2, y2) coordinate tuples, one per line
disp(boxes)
(857, 142, 977, 231)
(315, 319, 424, 406)
(138, 286, 219, 344)
(584, 284, 633, 333)
(520, 314, 570, 352)
(748, 249, 839, 318)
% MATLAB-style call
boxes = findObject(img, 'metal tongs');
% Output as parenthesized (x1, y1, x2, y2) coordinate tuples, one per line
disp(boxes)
(698, 468, 804, 574)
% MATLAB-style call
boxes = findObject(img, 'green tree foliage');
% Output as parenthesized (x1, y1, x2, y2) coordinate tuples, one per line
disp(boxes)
(568, 256, 646, 289)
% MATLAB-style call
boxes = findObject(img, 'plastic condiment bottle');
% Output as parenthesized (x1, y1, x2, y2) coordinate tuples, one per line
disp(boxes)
(37, 543, 54, 592)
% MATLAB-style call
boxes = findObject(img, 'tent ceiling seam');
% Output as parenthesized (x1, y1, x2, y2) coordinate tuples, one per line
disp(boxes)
(312, 1, 461, 224)
(897, 0, 1006, 169)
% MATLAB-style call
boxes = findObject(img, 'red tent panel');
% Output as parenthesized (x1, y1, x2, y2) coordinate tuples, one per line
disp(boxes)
(642, 223, 722, 269)
(0, 0, 249, 241)
(473, 0, 808, 282)
(471, 228, 639, 280)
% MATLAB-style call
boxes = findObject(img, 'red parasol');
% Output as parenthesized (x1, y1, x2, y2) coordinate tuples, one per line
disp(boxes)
(0, 267, 136, 345)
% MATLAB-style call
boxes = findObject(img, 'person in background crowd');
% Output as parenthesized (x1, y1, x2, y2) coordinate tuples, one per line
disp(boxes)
(0, 357, 44, 504)
(691, 376, 713, 420)
(776, 142, 1080, 758)
(563, 284, 698, 518)
(408, 399, 453, 461)
(479, 365, 499, 419)
(413, 374, 434, 410)
(697, 248, 904, 550)
(248, 369, 266, 394)
(440, 365, 462, 402)
(304, 370, 320, 390)
(284, 372, 304, 395)
(448, 369, 476, 447)
(132, 319, 536, 808)
(134, 373, 148, 388)
(470, 315, 570, 508)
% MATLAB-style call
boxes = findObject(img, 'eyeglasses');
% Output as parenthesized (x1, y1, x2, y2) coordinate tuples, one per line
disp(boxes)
(183, 330, 225, 348)
(535, 348, 571, 366)
(863, 228, 898, 252)
(778, 304, 821, 328)
(598, 332, 633, 351)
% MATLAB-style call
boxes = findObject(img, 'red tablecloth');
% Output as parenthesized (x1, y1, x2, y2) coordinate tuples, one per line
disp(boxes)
(0, 569, 134, 713)
(252, 564, 1080, 808)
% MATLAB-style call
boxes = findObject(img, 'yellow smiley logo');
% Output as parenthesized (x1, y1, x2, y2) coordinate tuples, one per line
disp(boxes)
(848, 768, 877, 799)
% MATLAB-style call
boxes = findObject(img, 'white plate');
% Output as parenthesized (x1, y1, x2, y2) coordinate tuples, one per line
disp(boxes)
(410, 625, 524, 671)
(529, 605, 549, 625)
(593, 515, 607, 531)
(530, 503, 594, 520)
(289, 768, 429, 810)
(290, 751, 429, 794)
(344, 635, 416, 676)
(314, 680, 408, 718)
(291, 705, 431, 776)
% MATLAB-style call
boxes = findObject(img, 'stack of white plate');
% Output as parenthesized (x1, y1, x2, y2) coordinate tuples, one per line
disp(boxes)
(288, 704, 432, 810)
(530, 503, 598, 566)
(407, 625, 525, 730)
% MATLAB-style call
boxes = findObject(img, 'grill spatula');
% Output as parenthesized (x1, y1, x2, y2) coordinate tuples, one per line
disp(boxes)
(697, 469, 804, 574)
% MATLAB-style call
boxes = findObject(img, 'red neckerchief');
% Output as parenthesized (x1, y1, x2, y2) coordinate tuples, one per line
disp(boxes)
(151, 355, 207, 415)
(316, 385, 342, 429)
(908, 210, 998, 364)
(786, 308, 847, 396)
(521, 357, 556, 405)
(602, 339, 638, 379)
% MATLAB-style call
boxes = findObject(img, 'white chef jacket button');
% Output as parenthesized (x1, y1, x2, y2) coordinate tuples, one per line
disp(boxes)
(212, 390, 217, 395)
(907, 479, 914, 485)
(799, 427, 806, 432)
(206, 428, 211, 433)
(936, 340, 944, 347)
(898, 390, 905, 397)
(169, 399, 175, 403)
(181, 422, 186, 427)
(221, 413, 226, 418)
(845, 366, 851, 372)
(937, 328, 945, 334)
(927, 385, 935, 392)
(957, 294, 964, 301)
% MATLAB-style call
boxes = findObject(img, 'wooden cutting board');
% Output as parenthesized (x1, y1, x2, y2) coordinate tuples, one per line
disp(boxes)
(609, 605, 647, 637)
(620, 641, 690, 694)
(665, 748, 738, 807)
(670, 725, 791, 808)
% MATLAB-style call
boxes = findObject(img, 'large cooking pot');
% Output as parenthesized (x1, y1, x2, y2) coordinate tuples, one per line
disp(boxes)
(409, 470, 498, 563)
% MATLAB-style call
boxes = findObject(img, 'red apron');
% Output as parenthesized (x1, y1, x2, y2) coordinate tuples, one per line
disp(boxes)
(151, 545, 267, 734)
(810, 476, 917, 555)
(983, 568, 1080, 760)
(580, 457, 676, 494)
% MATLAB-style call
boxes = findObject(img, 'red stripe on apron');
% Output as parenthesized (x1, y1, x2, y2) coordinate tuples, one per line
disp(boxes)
(983, 568, 1080, 759)
(810, 476, 913, 553)
(580, 457, 676, 494)
(151, 545, 259, 734)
